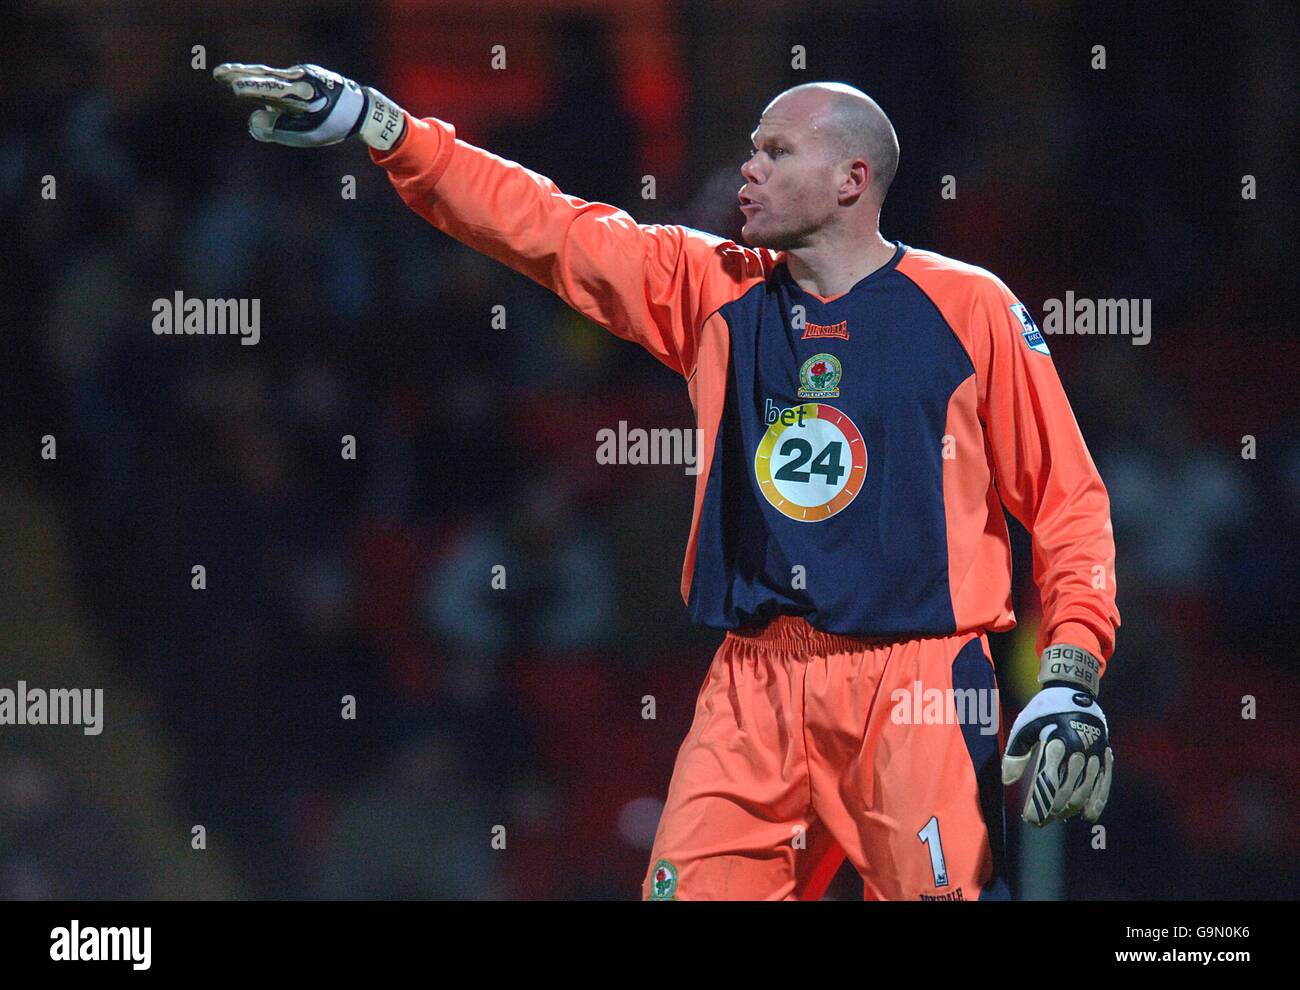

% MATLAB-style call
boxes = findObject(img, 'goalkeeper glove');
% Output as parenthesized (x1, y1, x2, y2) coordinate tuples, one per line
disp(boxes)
(212, 62, 407, 150)
(1002, 643, 1114, 826)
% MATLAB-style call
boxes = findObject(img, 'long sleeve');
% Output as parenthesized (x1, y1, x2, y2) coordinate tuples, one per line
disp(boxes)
(368, 111, 774, 379)
(975, 278, 1121, 666)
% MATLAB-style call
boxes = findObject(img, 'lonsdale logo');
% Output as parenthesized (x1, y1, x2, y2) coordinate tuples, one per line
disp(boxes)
(800, 320, 849, 341)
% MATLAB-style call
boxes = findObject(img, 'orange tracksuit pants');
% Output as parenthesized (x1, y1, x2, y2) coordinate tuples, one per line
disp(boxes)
(643, 616, 1010, 900)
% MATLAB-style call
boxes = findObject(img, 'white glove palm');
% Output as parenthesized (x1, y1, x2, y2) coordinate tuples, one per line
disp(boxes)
(1002, 644, 1114, 827)
(213, 62, 406, 151)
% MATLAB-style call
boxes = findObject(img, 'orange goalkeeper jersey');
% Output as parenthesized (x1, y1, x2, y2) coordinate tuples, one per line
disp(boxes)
(370, 112, 1120, 669)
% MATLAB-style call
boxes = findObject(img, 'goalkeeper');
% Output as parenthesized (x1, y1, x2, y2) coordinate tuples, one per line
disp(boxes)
(214, 62, 1118, 901)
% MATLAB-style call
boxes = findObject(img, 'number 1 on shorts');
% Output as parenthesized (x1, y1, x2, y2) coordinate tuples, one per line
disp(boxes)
(917, 815, 949, 887)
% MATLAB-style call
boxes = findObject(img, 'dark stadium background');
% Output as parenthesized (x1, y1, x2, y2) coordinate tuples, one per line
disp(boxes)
(1, 0, 1296, 899)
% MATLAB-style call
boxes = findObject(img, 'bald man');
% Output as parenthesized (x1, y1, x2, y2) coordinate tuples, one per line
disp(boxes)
(218, 66, 1119, 902)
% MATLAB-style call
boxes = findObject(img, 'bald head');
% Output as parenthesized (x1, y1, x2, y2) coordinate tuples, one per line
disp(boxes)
(767, 82, 899, 203)
(740, 82, 900, 250)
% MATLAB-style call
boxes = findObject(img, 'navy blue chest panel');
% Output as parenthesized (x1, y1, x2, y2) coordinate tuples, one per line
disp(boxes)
(687, 255, 976, 637)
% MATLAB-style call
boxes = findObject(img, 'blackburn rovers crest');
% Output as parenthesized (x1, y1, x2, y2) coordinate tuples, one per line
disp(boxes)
(798, 353, 842, 398)
(649, 859, 678, 900)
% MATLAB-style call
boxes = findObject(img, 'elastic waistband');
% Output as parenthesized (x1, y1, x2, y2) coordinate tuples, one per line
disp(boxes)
(724, 615, 910, 654)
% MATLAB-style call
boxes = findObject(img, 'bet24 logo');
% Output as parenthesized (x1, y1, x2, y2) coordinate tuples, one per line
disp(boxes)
(755, 400, 866, 523)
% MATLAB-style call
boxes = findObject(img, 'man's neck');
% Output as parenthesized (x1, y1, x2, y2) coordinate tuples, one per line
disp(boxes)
(784, 231, 897, 299)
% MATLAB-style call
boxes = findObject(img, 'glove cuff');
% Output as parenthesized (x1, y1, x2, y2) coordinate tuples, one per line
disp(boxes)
(357, 86, 407, 151)
(1038, 643, 1102, 698)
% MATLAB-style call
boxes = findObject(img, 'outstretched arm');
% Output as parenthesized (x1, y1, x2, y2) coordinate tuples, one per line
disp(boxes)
(367, 111, 757, 378)
(214, 61, 775, 379)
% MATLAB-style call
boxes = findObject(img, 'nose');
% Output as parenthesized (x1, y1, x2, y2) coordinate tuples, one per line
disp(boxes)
(740, 155, 763, 185)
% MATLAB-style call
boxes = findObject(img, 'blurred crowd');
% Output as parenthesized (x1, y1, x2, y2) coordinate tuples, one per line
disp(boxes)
(1, 1, 1296, 899)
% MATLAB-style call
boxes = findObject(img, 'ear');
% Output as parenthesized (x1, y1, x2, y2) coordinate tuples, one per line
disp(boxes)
(838, 157, 873, 202)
